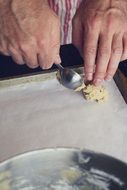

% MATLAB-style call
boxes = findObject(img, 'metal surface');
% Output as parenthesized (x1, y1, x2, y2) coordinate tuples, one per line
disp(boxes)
(55, 64, 83, 89)
(0, 148, 127, 190)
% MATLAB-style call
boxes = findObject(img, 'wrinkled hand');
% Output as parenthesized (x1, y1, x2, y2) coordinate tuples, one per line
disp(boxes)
(0, 0, 61, 69)
(72, 0, 127, 85)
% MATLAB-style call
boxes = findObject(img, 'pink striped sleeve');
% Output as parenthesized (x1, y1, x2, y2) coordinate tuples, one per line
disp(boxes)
(48, 0, 82, 44)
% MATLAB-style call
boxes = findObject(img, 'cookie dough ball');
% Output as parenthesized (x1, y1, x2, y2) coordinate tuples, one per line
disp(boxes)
(82, 84, 108, 102)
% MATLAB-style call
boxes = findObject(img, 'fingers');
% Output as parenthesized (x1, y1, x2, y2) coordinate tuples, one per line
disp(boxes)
(22, 53, 38, 69)
(8, 39, 60, 70)
(49, 21, 61, 66)
(93, 33, 112, 85)
(38, 53, 54, 69)
(19, 40, 39, 68)
(38, 52, 61, 70)
(83, 30, 100, 81)
(8, 46, 24, 65)
(0, 2, 61, 70)
(0, 36, 10, 56)
(72, 18, 83, 55)
(54, 54, 61, 64)
(121, 32, 127, 61)
(38, 42, 61, 69)
(72, 0, 127, 86)
(93, 33, 123, 85)
(37, 18, 61, 70)
(37, 54, 56, 70)
(105, 34, 123, 81)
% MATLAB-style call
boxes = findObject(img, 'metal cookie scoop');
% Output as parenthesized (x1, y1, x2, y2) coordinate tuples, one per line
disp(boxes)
(55, 64, 83, 90)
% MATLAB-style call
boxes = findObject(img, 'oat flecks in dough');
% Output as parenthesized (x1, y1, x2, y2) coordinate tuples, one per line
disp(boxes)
(61, 168, 81, 183)
(82, 84, 108, 102)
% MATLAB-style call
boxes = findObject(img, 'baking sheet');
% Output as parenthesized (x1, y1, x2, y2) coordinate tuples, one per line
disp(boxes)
(0, 73, 127, 163)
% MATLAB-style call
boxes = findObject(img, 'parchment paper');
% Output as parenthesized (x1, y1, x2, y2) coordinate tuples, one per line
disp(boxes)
(0, 77, 127, 163)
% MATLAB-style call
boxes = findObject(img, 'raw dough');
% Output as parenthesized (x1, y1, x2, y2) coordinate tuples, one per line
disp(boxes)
(0, 171, 11, 190)
(82, 84, 108, 102)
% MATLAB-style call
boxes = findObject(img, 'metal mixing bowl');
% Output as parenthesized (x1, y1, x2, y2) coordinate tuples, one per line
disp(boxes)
(0, 148, 127, 190)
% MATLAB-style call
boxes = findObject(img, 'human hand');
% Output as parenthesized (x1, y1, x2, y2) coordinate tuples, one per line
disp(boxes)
(0, 0, 61, 69)
(72, 0, 127, 85)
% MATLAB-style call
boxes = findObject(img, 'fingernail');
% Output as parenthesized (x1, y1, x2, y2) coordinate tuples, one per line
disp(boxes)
(105, 75, 112, 81)
(86, 73, 93, 81)
(18, 62, 25, 65)
(54, 55, 61, 64)
(41, 65, 51, 70)
(93, 79, 103, 86)
(27, 63, 38, 69)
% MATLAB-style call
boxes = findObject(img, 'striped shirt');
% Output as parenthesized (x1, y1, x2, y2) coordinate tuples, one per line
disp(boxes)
(48, 0, 82, 44)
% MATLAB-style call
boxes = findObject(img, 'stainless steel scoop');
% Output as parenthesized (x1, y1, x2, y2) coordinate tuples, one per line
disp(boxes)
(55, 64, 83, 90)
